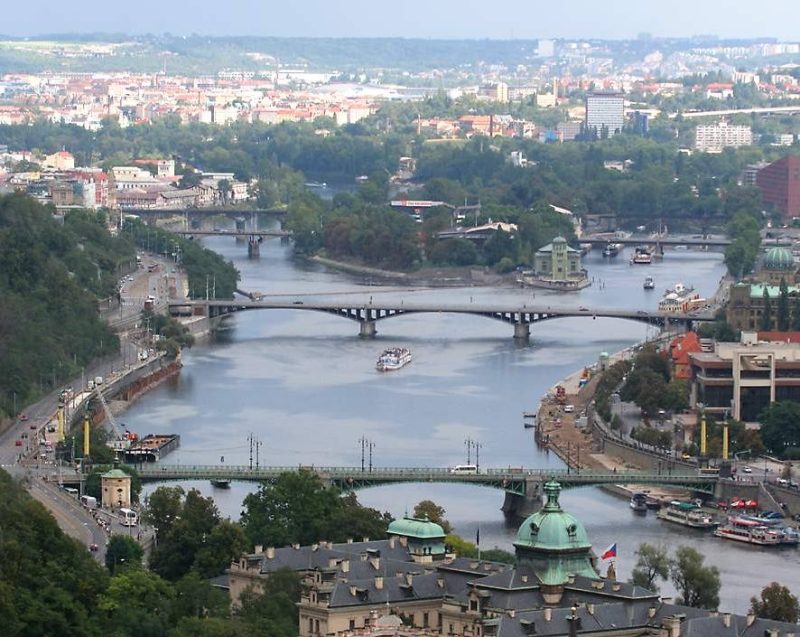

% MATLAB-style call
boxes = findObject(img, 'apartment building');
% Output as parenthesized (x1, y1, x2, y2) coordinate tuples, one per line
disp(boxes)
(694, 121, 753, 153)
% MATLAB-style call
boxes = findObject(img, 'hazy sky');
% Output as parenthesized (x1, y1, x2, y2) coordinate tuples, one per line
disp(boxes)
(4, 0, 800, 41)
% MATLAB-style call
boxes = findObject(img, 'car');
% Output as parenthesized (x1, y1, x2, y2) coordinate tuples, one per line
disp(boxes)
(18, 413, 28, 422)
(15, 440, 22, 446)
(578, 306, 589, 312)
(681, 452, 692, 460)
(742, 466, 752, 473)
(29, 423, 37, 430)
(563, 404, 575, 413)
(88, 543, 99, 552)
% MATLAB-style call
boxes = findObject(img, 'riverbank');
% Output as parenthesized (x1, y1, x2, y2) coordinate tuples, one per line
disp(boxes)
(309, 254, 517, 287)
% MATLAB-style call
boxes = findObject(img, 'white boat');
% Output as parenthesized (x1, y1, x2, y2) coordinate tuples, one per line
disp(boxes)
(602, 243, 620, 257)
(630, 246, 653, 264)
(643, 276, 655, 290)
(376, 347, 412, 372)
(630, 492, 648, 513)
(656, 501, 717, 529)
(714, 516, 782, 546)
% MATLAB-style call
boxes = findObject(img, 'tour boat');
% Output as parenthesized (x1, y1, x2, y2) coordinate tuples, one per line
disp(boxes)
(656, 501, 717, 529)
(376, 347, 412, 372)
(630, 246, 653, 264)
(658, 282, 705, 314)
(630, 492, 648, 513)
(602, 242, 620, 257)
(714, 516, 782, 546)
(643, 276, 655, 290)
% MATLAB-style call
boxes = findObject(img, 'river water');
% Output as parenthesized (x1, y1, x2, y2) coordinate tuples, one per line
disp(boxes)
(125, 233, 799, 611)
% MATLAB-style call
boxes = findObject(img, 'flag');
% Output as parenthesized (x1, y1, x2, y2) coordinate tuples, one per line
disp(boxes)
(600, 543, 617, 560)
(476, 526, 480, 547)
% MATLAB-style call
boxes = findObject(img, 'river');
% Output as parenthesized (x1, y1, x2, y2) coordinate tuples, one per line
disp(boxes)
(124, 231, 799, 612)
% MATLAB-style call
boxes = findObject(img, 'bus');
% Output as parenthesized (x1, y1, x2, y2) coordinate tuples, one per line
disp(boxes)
(450, 464, 478, 475)
(118, 508, 139, 527)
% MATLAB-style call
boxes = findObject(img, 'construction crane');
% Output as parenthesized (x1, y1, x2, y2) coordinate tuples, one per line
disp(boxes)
(93, 387, 138, 453)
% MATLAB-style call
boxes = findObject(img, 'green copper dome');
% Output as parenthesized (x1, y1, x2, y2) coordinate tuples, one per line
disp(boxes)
(515, 481, 591, 551)
(513, 481, 598, 586)
(764, 247, 794, 271)
(387, 517, 446, 540)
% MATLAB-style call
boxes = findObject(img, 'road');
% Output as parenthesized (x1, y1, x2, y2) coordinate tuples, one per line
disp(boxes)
(0, 249, 182, 556)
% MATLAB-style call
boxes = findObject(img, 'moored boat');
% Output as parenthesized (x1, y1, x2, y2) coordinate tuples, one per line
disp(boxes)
(630, 246, 653, 264)
(602, 242, 620, 257)
(714, 516, 782, 546)
(656, 501, 717, 529)
(376, 347, 412, 372)
(630, 492, 648, 513)
(211, 479, 231, 489)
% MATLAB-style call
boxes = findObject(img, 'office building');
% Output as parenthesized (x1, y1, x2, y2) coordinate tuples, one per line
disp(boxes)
(694, 121, 752, 153)
(584, 92, 624, 138)
(756, 155, 800, 221)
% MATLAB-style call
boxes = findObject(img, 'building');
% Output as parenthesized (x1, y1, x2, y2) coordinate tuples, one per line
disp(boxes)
(584, 92, 624, 138)
(100, 468, 131, 509)
(694, 121, 753, 153)
(42, 150, 75, 170)
(726, 280, 800, 331)
(669, 331, 702, 380)
(226, 481, 798, 637)
(532, 237, 585, 283)
(690, 330, 800, 421)
(756, 155, 800, 221)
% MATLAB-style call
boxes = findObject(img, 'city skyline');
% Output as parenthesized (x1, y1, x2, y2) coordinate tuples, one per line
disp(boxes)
(2, 0, 800, 41)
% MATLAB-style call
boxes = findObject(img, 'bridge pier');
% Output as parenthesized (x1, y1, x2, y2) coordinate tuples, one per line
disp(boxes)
(359, 320, 377, 338)
(248, 237, 260, 258)
(514, 322, 530, 342)
(501, 479, 542, 520)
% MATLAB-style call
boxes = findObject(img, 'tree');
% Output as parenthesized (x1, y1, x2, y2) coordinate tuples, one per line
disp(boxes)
(413, 500, 453, 533)
(143, 485, 185, 542)
(777, 278, 790, 331)
(792, 293, 800, 331)
(751, 582, 800, 623)
(759, 401, 800, 455)
(98, 568, 175, 636)
(630, 543, 669, 592)
(669, 546, 720, 610)
(761, 287, 773, 331)
(236, 568, 301, 637)
(105, 535, 144, 574)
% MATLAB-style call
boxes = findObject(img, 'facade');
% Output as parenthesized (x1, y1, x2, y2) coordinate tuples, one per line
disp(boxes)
(584, 92, 624, 137)
(227, 482, 798, 637)
(100, 468, 131, 509)
(726, 281, 800, 331)
(694, 121, 753, 153)
(756, 155, 800, 220)
(533, 237, 584, 282)
(689, 331, 800, 421)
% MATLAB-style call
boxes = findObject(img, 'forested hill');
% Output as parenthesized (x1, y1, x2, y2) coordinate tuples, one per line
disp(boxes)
(0, 194, 134, 418)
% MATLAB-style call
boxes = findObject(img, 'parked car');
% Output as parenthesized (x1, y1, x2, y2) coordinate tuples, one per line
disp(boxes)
(742, 466, 752, 473)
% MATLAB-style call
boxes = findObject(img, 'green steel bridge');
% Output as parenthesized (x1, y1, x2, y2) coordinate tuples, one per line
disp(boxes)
(128, 465, 719, 496)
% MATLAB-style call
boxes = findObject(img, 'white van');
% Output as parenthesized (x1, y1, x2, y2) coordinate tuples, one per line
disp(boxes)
(450, 464, 478, 475)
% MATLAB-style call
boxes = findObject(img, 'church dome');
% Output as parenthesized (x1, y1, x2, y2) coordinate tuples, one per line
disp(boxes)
(514, 481, 591, 552)
(764, 247, 794, 271)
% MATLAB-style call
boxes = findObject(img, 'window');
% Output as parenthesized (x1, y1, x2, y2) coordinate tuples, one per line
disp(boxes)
(469, 599, 479, 612)
(349, 620, 356, 630)
(309, 618, 314, 634)
(423, 612, 429, 628)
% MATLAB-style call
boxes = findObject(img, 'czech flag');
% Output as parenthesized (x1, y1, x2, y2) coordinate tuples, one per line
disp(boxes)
(600, 543, 617, 560)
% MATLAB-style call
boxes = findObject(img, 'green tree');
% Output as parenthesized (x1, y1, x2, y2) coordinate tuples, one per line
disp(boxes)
(792, 293, 800, 331)
(105, 534, 144, 574)
(777, 278, 790, 331)
(98, 568, 175, 636)
(669, 546, 721, 610)
(413, 500, 453, 533)
(143, 485, 185, 541)
(760, 287, 773, 331)
(630, 543, 669, 592)
(759, 401, 800, 455)
(750, 582, 800, 623)
(235, 568, 301, 637)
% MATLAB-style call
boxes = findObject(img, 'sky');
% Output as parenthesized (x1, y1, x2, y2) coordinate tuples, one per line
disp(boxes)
(3, 0, 800, 41)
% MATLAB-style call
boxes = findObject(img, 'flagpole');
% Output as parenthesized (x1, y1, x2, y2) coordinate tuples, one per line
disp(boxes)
(476, 526, 481, 561)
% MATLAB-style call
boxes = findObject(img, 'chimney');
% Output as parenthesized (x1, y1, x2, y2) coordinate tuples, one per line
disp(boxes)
(362, 537, 370, 543)
(389, 536, 396, 549)
(746, 612, 755, 627)
(647, 607, 656, 619)
(612, 583, 621, 592)
(722, 613, 731, 628)
(341, 559, 350, 573)
(328, 558, 338, 568)
(374, 576, 383, 590)
(370, 557, 380, 570)
(266, 546, 275, 559)
(347, 537, 353, 544)
(404, 573, 414, 586)
(311, 543, 319, 552)
(437, 578, 445, 589)
(292, 543, 300, 550)
(544, 608, 552, 622)
(521, 575, 528, 583)
(350, 585, 357, 597)
(508, 609, 515, 618)
(399, 536, 408, 547)
(587, 604, 595, 615)
(662, 616, 682, 637)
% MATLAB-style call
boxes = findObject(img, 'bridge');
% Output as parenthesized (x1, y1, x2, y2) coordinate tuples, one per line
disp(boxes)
(169, 297, 715, 340)
(583, 235, 793, 250)
(175, 229, 290, 238)
(128, 464, 720, 518)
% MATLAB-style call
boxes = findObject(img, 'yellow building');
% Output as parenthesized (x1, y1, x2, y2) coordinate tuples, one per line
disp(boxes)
(100, 468, 131, 509)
